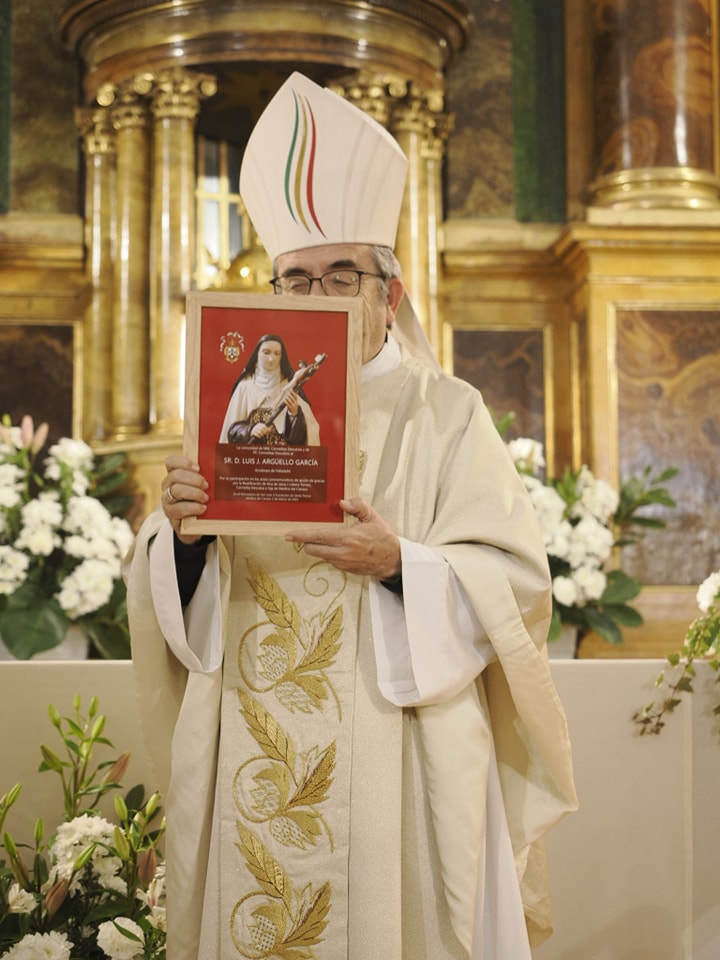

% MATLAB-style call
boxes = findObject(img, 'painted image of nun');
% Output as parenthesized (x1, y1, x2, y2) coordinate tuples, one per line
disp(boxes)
(218, 333, 321, 445)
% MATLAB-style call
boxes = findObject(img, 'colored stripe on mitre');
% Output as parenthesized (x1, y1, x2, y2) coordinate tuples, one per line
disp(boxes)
(284, 90, 326, 239)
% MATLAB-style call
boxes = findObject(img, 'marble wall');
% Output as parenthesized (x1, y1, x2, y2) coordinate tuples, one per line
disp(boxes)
(9, 0, 79, 213)
(444, 0, 514, 219)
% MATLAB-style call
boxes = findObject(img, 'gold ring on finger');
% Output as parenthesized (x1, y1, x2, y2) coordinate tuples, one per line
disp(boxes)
(163, 484, 179, 505)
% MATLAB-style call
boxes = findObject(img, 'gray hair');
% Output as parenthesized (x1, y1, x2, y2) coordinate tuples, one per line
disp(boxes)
(369, 245, 402, 300)
(272, 244, 402, 298)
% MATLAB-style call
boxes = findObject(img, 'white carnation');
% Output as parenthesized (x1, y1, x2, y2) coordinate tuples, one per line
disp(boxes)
(0, 463, 24, 510)
(19, 496, 63, 529)
(697, 571, 720, 614)
(110, 517, 135, 558)
(0, 546, 30, 594)
(56, 559, 115, 618)
(51, 815, 116, 882)
(14, 523, 61, 558)
(0, 930, 72, 959)
(96, 918, 145, 960)
(93, 854, 127, 895)
(61, 499, 132, 571)
(45, 438, 94, 474)
(0, 485, 21, 509)
(63, 496, 112, 534)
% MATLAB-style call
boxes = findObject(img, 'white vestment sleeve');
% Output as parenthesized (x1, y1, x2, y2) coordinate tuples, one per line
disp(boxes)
(148, 521, 223, 674)
(369, 537, 496, 706)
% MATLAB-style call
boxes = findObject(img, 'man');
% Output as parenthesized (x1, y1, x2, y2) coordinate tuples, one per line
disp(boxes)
(126, 72, 576, 960)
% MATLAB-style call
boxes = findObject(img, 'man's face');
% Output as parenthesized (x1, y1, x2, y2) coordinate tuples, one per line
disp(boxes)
(273, 243, 404, 364)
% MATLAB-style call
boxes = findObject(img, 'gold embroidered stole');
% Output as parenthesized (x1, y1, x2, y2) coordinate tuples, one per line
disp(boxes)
(216, 541, 362, 959)
(211, 365, 411, 959)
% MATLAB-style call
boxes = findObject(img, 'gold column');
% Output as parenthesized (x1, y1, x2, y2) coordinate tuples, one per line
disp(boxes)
(76, 105, 116, 442)
(332, 73, 449, 349)
(390, 85, 430, 332)
(389, 81, 449, 353)
(588, 0, 720, 208)
(420, 111, 452, 356)
(109, 76, 153, 438)
(149, 67, 216, 435)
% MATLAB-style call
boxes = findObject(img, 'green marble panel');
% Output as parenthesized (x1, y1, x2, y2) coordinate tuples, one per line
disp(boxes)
(511, 0, 566, 222)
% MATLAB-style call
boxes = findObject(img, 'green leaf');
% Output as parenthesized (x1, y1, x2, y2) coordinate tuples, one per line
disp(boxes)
(547, 607, 563, 643)
(602, 604, 644, 627)
(600, 570, 642, 605)
(584, 608, 623, 645)
(82, 620, 131, 660)
(0, 584, 69, 659)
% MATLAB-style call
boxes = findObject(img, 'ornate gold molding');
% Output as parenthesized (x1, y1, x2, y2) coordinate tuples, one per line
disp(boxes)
(60, 1, 471, 99)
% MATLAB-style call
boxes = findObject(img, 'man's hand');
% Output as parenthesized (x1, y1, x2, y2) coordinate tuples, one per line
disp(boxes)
(285, 498, 401, 580)
(161, 455, 209, 543)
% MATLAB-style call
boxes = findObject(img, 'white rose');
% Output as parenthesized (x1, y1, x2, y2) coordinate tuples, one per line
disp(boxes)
(567, 516, 614, 567)
(507, 437, 546, 475)
(573, 565, 607, 602)
(546, 519, 573, 561)
(697, 571, 720, 613)
(552, 576, 579, 607)
(96, 918, 145, 960)
(578, 476, 618, 524)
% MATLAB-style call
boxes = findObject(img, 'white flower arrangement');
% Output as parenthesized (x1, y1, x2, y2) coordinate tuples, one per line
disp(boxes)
(0, 697, 166, 960)
(0, 415, 135, 659)
(505, 434, 676, 649)
(635, 570, 720, 734)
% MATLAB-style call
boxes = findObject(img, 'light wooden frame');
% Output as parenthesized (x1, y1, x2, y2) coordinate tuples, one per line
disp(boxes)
(181, 290, 362, 536)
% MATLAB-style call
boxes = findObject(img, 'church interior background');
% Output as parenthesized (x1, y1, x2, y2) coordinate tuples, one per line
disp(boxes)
(1, 0, 719, 657)
(1, 2, 720, 957)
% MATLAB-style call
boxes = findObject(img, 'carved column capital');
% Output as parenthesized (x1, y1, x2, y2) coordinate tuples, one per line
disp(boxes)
(75, 106, 116, 155)
(109, 95, 150, 132)
(149, 66, 217, 121)
(328, 71, 396, 128)
(422, 111, 454, 161)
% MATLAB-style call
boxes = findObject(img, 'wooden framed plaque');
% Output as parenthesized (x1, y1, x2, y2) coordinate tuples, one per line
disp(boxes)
(181, 290, 363, 536)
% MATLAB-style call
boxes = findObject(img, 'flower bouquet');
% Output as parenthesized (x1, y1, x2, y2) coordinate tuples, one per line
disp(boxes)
(505, 435, 676, 650)
(634, 571, 720, 735)
(0, 695, 165, 959)
(0, 416, 135, 659)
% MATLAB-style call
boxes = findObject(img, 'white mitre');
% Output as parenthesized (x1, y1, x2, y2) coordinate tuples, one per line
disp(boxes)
(239, 71, 438, 367)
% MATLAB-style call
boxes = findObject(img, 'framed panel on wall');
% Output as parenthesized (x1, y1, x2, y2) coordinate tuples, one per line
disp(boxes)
(0, 319, 81, 443)
(612, 303, 720, 589)
(444, 322, 558, 472)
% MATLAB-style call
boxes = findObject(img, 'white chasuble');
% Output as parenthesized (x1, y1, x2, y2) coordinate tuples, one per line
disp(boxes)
(126, 340, 576, 960)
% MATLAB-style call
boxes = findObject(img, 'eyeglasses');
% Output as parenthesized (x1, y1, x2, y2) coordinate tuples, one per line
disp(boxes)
(269, 269, 385, 298)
